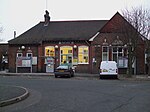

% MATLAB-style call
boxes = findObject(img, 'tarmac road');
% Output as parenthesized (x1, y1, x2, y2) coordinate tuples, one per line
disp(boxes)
(0, 75, 150, 112)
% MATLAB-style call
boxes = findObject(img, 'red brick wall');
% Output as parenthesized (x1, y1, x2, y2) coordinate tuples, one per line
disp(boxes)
(91, 33, 146, 74)
(136, 44, 145, 74)
(8, 45, 38, 73)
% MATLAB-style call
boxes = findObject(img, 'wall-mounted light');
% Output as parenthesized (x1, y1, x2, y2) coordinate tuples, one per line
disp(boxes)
(55, 45, 58, 48)
(21, 46, 25, 50)
(73, 45, 77, 48)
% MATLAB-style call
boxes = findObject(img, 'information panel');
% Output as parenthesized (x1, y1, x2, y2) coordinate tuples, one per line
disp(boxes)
(16, 57, 32, 67)
(16, 57, 32, 73)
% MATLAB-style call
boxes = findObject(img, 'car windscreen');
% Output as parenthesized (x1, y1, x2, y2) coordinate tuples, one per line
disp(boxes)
(57, 65, 69, 69)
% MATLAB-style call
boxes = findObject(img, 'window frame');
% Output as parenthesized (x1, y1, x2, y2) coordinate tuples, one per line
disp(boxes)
(112, 47, 124, 62)
(112, 47, 127, 68)
(78, 46, 89, 64)
(17, 53, 23, 57)
(26, 53, 33, 57)
(60, 46, 73, 64)
(102, 46, 109, 61)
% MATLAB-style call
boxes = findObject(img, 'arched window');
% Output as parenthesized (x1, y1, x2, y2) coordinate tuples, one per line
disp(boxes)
(78, 46, 89, 64)
(45, 46, 55, 57)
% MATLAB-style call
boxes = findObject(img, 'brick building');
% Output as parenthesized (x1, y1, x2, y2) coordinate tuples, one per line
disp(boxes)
(8, 11, 146, 74)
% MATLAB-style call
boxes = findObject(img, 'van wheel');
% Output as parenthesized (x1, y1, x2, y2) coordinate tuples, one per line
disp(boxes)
(99, 75, 103, 79)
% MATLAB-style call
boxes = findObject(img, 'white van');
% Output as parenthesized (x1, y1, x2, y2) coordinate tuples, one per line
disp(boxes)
(100, 61, 118, 78)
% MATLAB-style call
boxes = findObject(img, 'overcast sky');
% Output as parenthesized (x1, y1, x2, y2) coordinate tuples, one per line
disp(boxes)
(0, 0, 149, 43)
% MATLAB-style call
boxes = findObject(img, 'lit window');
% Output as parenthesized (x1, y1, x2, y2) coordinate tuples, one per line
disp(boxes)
(60, 46, 73, 64)
(78, 46, 89, 64)
(45, 46, 55, 57)
(102, 46, 109, 61)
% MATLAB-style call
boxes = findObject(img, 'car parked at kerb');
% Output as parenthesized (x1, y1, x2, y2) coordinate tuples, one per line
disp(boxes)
(54, 64, 74, 78)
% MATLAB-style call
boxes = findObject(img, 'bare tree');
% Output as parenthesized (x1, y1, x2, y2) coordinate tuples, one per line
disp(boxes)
(121, 7, 150, 76)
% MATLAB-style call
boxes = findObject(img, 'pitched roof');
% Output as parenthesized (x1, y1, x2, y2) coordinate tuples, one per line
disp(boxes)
(8, 20, 108, 44)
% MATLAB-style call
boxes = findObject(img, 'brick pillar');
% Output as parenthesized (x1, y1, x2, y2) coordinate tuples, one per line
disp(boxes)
(89, 45, 95, 73)
(38, 45, 43, 72)
(55, 47, 59, 68)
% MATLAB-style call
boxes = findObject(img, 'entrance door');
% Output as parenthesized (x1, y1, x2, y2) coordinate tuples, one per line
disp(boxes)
(60, 46, 73, 64)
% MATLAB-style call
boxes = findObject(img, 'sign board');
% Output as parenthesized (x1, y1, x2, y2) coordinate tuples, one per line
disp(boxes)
(16, 57, 32, 73)
(45, 57, 54, 64)
(16, 57, 32, 67)
(32, 57, 37, 65)
(22, 60, 31, 67)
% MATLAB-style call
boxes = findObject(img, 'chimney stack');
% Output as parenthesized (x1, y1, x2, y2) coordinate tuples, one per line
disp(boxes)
(14, 31, 16, 38)
(44, 10, 50, 26)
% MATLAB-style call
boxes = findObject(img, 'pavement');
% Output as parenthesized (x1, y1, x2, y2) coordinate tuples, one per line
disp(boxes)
(0, 85, 29, 107)
(0, 71, 150, 80)
(0, 70, 150, 107)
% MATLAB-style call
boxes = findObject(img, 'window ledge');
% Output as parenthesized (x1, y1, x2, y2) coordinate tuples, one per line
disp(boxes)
(78, 63, 89, 65)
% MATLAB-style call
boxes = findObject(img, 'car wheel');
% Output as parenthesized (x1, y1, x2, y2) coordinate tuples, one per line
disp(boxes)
(68, 73, 71, 78)
(71, 72, 74, 77)
(55, 75, 58, 78)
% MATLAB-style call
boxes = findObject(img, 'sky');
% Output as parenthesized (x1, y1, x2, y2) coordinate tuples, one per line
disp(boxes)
(0, 0, 149, 43)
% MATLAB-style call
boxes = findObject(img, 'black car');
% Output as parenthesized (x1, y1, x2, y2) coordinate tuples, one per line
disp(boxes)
(54, 64, 74, 78)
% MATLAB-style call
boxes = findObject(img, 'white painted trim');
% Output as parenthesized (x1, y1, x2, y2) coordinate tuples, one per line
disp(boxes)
(89, 32, 100, 41)
(102, 46, 109, 61)
(26, 53, 33, 57)
(17, 53, 23, 57)
(78, 63, 89, 65)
